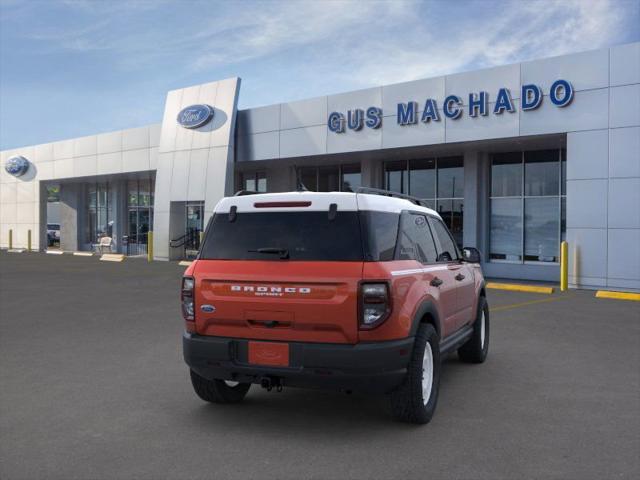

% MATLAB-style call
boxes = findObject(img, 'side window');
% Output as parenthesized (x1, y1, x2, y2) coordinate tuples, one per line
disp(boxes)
(396, 213, 438, 263)
(429, 217, 459, 262)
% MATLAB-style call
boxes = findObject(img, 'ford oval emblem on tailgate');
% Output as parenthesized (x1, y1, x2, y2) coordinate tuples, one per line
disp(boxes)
(200, 304, 216, 313)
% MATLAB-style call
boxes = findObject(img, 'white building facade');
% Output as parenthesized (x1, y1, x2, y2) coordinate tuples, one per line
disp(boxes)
(1, 43, 639, 291)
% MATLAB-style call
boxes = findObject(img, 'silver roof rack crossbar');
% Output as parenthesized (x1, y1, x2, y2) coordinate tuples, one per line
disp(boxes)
(355, 187, 431, 208)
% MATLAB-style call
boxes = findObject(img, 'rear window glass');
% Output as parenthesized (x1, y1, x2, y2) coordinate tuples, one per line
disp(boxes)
(200, 211, 363, 261)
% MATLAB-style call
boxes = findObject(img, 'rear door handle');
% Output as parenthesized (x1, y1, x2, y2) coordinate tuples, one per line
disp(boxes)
(455, 273, 465, 281)
(430, 277, 443, 287)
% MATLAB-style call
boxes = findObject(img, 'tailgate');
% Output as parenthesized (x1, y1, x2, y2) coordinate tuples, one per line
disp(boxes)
(194, 260, 363, 344)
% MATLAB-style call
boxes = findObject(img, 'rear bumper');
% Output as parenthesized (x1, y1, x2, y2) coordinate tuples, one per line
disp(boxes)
(183, 332, 414, 394)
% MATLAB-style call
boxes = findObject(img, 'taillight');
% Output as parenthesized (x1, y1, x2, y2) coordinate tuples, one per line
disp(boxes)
(359, 282, 391, 329)
(181, 276, 195, 321)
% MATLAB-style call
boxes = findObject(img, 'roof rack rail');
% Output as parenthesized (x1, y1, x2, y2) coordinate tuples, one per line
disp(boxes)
(355, 187, 431, 208)
(234, 190, 260, 196)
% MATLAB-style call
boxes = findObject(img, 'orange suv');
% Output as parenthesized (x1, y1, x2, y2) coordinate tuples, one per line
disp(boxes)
(182, 189, 489, 424)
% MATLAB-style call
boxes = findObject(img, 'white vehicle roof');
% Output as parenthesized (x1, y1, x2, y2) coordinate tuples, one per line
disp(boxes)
(214, 191, 441, 218)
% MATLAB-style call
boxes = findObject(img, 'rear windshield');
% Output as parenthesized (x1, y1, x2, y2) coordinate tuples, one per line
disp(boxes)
(200, 210, 400, 262)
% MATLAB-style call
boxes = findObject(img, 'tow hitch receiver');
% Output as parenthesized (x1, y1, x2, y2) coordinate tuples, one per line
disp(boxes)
(260, 376, 283, 392)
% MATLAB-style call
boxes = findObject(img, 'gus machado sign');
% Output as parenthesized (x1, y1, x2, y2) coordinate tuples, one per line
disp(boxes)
(327, 79, 573, 133)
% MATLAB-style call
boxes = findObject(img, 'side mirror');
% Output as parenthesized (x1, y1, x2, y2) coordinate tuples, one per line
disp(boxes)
(462, 247, 481, 263)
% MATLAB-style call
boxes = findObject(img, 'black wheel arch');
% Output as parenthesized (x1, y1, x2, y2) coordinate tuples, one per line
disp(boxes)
(409, 300, 442, 339)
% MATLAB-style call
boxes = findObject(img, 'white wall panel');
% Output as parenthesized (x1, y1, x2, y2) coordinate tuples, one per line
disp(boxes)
(446, 104, 519, 142)
(521, 48, 609, 92)
(383, 77, 445, 113)
(608, 229, 640, 279)
(610, 43, 640, 86)
(280, 126, 327, 157)
(566, 228, 608, 278)
(73, 155, 97, 178)
(34, 143, 54, 163)
(187, 148, 208, 201)
(170, 150, 190, 201)
(122, 148, 150, 173)
(446, 64, 520, 101)
(237, 131, 279, 161)
(53, 158, 74, 178)
(609, 127, 640, 178)
(609, 84, 640, 128)
(74, 135, 97, 157)
(122, 126, 150, 151)
(382, 118, 445, 149)
(53, 139, 74, 160)
(97, 131, 122, 154)
(566, 179, 607, 229)
(608, 178, 640, 228)
(239, 104, 281, 134)
(96, 152, 122, 175)
(566, 130, 609, 180)
(281, 97, 326, 130)
(328, 87, 382, 113)
(520, 88, 609, 136)
(149, 124, 161, 147)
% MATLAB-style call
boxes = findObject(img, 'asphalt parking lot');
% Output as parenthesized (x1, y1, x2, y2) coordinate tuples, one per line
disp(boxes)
(1, 252, 638, 480)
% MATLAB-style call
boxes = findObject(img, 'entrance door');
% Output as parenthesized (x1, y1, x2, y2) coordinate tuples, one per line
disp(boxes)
(185, 202, 204, 259)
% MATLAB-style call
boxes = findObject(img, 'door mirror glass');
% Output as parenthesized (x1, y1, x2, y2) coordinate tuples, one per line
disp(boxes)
(462, 247, 481, 263)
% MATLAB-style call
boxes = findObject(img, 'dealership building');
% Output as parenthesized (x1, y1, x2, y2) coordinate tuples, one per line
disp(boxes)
(1, 42, 639, 291)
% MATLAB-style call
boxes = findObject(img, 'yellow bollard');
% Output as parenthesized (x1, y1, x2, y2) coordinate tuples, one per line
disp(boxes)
(8, 229, 12, 250)
(147, 231, 153, 262)
(560, 241, 568, 292)
(28, 229, 32, 252)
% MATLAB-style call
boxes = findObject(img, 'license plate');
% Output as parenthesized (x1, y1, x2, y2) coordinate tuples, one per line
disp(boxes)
(248, 341, 290, 367)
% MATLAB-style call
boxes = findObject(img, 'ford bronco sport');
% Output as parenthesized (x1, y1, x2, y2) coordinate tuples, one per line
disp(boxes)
(182, 189, 489, 424)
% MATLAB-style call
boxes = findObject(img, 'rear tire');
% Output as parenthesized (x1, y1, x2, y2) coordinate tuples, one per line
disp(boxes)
(189, 370, 251, 404)
(390, 324, 441, 424)
(458, 296, 489, 363)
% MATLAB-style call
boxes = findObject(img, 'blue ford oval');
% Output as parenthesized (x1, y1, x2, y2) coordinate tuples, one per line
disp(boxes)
(176, 104, 214, 129)
(5, 156, 29, 177)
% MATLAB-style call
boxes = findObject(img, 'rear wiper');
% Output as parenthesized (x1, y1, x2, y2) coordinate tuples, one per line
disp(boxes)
(248, 247, 290, 259)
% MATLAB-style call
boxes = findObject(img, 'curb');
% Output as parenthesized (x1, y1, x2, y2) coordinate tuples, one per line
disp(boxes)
(595, 290, 640, 302)
(486, 282, 554, 294)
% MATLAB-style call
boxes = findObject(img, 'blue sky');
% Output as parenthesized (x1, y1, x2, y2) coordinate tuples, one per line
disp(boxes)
(1, 0, 639, 149)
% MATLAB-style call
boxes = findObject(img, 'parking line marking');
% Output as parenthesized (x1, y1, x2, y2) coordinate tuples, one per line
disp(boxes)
(491, 295, 569, 313)
(487, 282, 554, 294)
(595, 290, 640, 302)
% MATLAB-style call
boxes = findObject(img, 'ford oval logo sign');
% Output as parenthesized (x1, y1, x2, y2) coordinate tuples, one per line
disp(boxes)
(177, 104, 214, 129)
(5, 156, 29, 177)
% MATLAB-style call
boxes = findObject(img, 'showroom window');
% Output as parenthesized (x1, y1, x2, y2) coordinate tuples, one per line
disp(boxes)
(298, 164, 361, 192)
(126, 178, 154, 256)
(86, 182, 113, 245)
(384, 157, 463, 247)
(240, 171, 267, 192)
(489, 149, 566, 263)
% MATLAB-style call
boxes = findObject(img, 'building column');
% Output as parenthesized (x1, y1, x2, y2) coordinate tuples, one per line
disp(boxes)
(463, 151, 485, 253)
(59, 183, 81, 252)
(361, 157, 382, 188)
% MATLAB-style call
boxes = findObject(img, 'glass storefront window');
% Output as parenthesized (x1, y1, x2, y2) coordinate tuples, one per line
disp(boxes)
(490, 149, 566, 263)
(437, 157, 464, 198)
(125, 177, 155, 255)
(341, 164, 361, 192)
(524, 197, 559, 262)
(385, 161, 408, 194)
(490, 198, 523, 261)
(525, 150, 560, 196)
(384, 156, 464, 247)
(409, 158, 435, 199)
(491, 152, 522, 197)
(297, 164, 361, 192)
(241, 172, 267, 192)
